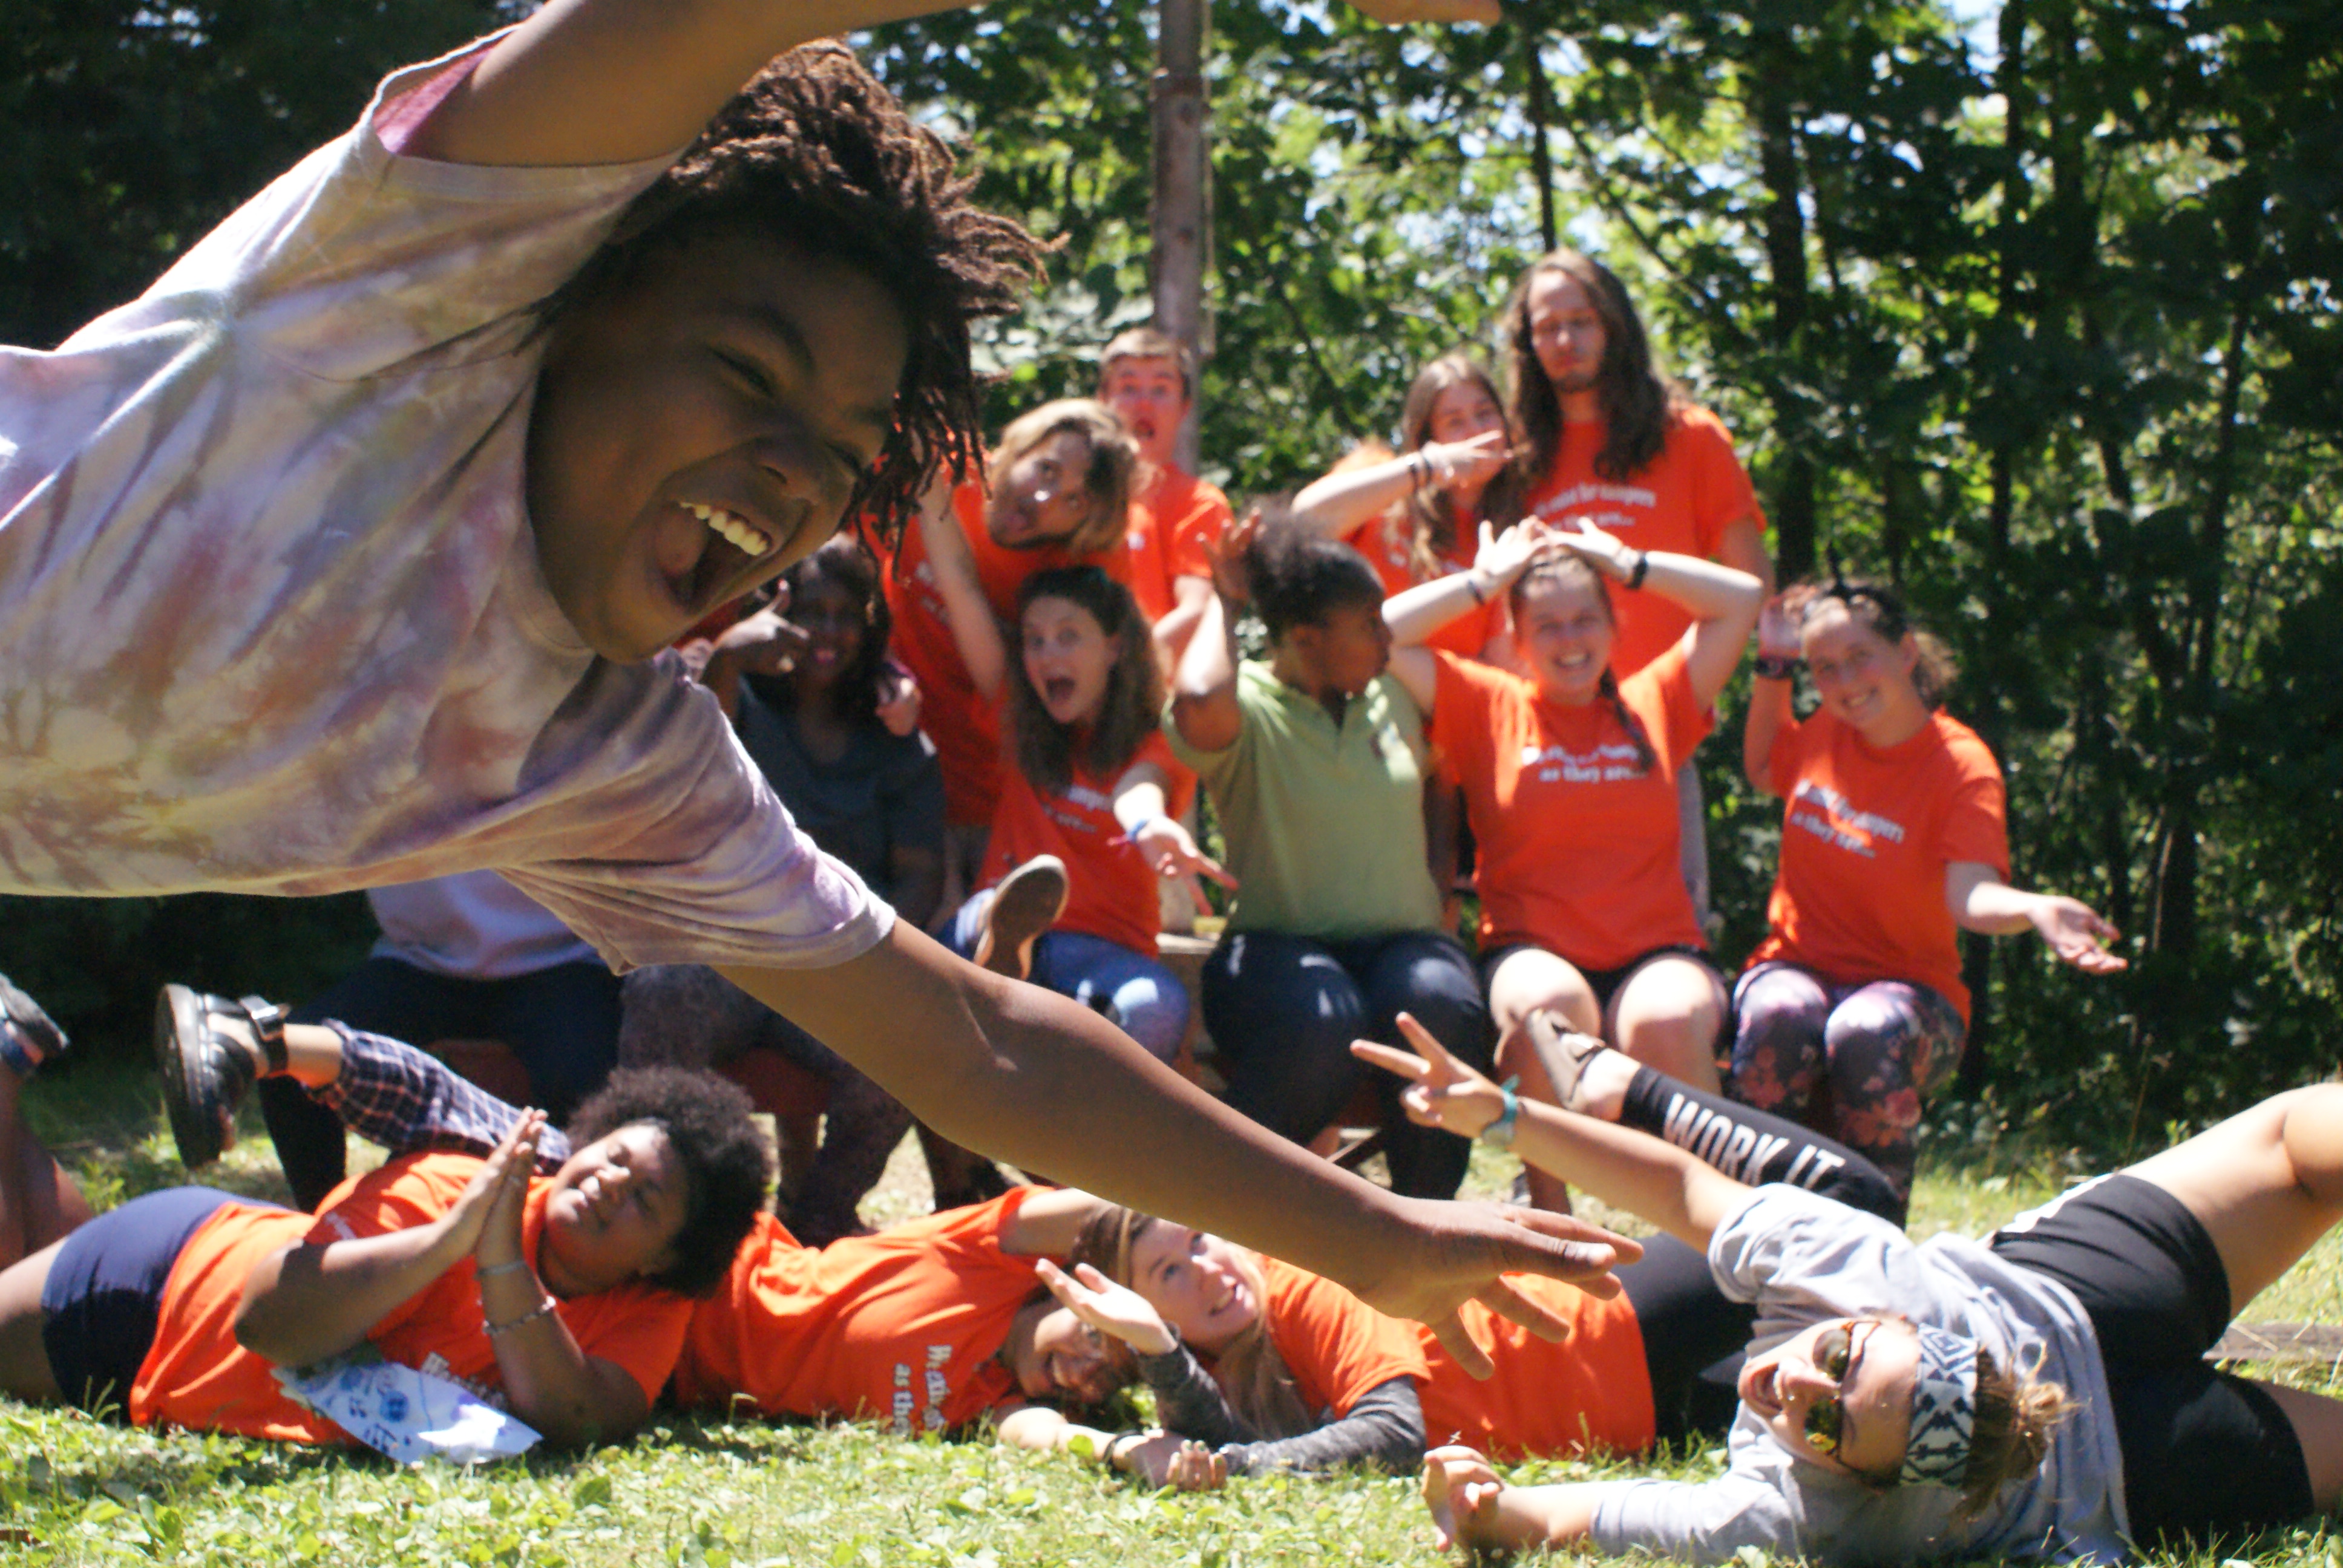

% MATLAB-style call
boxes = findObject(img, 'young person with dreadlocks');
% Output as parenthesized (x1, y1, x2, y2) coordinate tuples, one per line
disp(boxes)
(1380, 514, 1761, 1213)
(0, 0, 1625, 1367)
(1504, 250, 1776, 926)
(1733, 583, 2126, 1201)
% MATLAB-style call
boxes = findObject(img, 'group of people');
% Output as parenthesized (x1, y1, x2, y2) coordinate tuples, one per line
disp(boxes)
(0, 0, 2331, 1561)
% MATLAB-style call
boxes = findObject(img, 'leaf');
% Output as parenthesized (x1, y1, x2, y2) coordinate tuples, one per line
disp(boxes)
(572, 1474, 612, 1509)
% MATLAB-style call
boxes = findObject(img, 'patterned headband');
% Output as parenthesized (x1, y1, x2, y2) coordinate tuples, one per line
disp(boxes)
(1901, 1323, 1979, 1488)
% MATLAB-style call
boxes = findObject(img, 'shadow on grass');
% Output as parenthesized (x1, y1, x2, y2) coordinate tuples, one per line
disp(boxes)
(635, 1414, 817, 1466)
(22, 1055, 297, 1209)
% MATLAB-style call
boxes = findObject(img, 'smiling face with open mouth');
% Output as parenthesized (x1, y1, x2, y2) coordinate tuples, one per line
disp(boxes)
(1739, 1315, 1919, 1483)
(1514, 568, 1614, 706)
(1126, 1221, 1261, 1356)
(1799, 600, 1931, 746)
(1020, 593, 1117, 729)
(525, 233, 908, 664)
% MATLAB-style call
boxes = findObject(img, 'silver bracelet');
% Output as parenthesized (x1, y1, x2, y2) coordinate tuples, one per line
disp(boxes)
(476, 1258, 531, 1279)
(485, 1294, 559, 1338)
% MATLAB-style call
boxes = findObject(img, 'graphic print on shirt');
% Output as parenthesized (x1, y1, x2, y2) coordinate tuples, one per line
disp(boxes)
(1530, 480, 1661, 533)
(1657, 1092, 1846, 1190)
(1786, 779, 1908, 860)
(890, 1343, 957, 1435)
(1518, 740, 1650, 786)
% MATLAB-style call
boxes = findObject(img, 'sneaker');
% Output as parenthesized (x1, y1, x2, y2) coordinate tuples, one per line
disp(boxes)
(972, 856, 1068, 982)
(154, 985, 275, 1168)
(1524, 1008, 1610, 1114)
(0, 972, 68, 1080)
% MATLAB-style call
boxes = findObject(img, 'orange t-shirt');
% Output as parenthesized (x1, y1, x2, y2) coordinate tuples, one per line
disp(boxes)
(981, 729, 1194, 955)
(1749, 709, 2008, 1023)
(883, 483, 1136, 826)
(131, 1155, 692, 1443)
(1525, 406, 1764, 677)
(1345, 511, 1493, 659)
(1410, 1277, 1654, 1460)
(1429, 645, 1711, 970)
(1243, 1258, 1430, 1420)
(673, 1191, 1041, 1432)
(1126, 466, 1233, 623)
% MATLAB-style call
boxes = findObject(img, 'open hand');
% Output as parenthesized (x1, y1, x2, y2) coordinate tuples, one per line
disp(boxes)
(1132, 817, 1238, 892)
(1755, 593, 1803, 662)
(2033, 896, 2128, 974)
(1207, 509, 1263, 604)
(1421, 430, 1511, 494)
(709, 599, 810, 680)
(1035, 1258, 1180, 1357)
(1546, 515, 1637, 580)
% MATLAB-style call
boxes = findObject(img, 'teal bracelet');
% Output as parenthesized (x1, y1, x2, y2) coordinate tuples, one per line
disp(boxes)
(1479, 1076, 1522, 1149)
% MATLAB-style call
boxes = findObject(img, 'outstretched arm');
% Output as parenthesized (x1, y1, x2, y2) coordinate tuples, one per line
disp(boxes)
(913, 477, 1010, 702)
(1946, 864, 2127, 974)
(1354, 1014, 1749, 1251)
(407, 0, 1500, 169)
(1422, 1446, 1602, 1558)
(720, 926, 1632, 1373)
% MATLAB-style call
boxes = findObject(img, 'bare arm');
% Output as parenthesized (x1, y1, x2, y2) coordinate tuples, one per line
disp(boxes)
(1423, 1447, 1603, 1558)
(406, 0, 1500, 169)
(997, 1186, 1114, 1256)
(1945, 863, 2128, 973)
(1743, 594, 1799, 793)
(913, 479, 1009, 702)
(1167, 584, 1244, 754)
(1149, 573, 1216, 673)
(1289, 434, 1508, 540)
(719, 926, 1632, 1371)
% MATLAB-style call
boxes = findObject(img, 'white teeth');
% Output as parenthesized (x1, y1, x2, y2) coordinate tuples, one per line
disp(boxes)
(687, 503, 773, 558)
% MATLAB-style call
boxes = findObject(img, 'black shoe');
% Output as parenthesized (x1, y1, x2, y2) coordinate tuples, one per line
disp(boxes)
(154, 985, 283, 1168)
(0, 972, 68, 1080)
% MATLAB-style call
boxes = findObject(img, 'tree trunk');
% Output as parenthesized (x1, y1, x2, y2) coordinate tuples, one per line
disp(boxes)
(1750, 29, 1815, 581)
(1519, 16, 1559, 254)
(1153, 0, 1211, 471)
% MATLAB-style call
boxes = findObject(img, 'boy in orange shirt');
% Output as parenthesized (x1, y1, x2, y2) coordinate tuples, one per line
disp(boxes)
(1097, 328, 1234, 668)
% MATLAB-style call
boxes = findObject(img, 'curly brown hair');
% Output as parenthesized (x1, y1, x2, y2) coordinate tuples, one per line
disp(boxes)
(1501, 250, 1685, 491)
(540, 42, 1046, 540)
(1009, 567, 1162, 797)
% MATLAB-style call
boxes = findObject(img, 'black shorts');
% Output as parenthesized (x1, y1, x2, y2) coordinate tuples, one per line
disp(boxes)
(41, 1187, 256, 1415)
(1480, 942, 1714, 1018)
(1989, 1172, 2315, 1546)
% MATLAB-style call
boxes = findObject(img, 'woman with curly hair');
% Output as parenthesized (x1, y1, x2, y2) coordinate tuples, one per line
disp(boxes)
(1, 0, 1625, 1354)
(0, 984, 768, 1449)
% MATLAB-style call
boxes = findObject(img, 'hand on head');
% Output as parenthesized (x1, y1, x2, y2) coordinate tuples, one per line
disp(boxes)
(1757, 592, 1804, 661)
(1034, 1258, 1179, 1357)
(1470, 519, 1568, 598)
(1545, 515, 1636, 577)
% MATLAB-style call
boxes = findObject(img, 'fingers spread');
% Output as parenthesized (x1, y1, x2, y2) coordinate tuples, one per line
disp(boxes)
(1351, 1039, 1429, 1081)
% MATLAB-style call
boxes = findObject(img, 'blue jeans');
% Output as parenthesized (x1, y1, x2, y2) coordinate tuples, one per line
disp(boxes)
(1201, 929, 1491, 1200)
(947, 891, 1190, 1062)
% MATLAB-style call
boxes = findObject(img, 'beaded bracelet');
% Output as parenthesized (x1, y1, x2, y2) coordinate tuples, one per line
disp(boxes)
(485, 1295, 559, 1338)
(1752, 654, 1803, 681)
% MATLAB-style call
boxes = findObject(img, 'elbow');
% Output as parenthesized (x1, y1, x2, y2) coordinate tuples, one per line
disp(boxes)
(1167, 693, 1237, 754)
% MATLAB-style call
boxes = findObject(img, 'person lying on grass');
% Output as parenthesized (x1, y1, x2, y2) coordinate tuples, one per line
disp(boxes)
(1360, 1020, 2343, 1564)
(1003, 1011, 1904, 1489)
(0, 984, 767, 1449)
(0, 0, 1613, 1358)
(151, 990, 1165, 1436)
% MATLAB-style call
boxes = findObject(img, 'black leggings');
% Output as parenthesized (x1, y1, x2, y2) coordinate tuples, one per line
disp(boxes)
(1605, 1063, 1901, 1445)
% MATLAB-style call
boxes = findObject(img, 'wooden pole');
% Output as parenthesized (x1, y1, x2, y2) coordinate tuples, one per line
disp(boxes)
(1153, 0, 1211, 470)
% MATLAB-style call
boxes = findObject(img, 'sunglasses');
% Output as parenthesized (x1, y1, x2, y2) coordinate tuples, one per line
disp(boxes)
(1801, 1319, 1880, 1459)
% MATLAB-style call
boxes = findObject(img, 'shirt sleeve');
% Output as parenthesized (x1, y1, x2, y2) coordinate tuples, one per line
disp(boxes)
(1935, 742, 2010, 875)
(1426, 651, 1499, 773)
(1264, 1266, 1432, 1417)
(1165, 484, 1234, 583)
(1708, 1185, 1914, 1321)
(1631, 640, 1716, 758)
(1590, 1473, 1809, 1563)
(1680, 411, 1765, 560)
(1132, 730, 1196, 818)
(1219, 1376, 1426, 1478)
(1766, 714, 1814, 797)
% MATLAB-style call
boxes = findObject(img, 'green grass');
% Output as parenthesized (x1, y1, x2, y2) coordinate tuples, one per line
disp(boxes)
(7, 1070, 2343, 1564)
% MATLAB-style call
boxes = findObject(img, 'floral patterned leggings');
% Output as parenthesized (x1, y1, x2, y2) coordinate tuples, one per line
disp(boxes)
(1727, 961, 1965, 1204)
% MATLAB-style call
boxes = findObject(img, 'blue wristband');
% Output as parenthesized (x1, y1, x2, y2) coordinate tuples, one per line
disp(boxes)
(1478, 1076, 1522, 1148)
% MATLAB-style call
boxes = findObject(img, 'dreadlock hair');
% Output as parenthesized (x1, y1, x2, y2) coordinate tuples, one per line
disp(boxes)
(565, 1068, 773, 1298)
(989, 399, 1140, 557)
(1509, 555, 1657, 776)
(1780, 578, 1958, 707)
(537, 42, 1046, 541)
(1501, 250, 1685, 492)
(1009, 566, 1161, 797)
(1068, 1206, 1317, 1440)
(1954, 1347, 2074, 1520)
(1239, 501, 1387, 644)
(746, 532, 893, 725)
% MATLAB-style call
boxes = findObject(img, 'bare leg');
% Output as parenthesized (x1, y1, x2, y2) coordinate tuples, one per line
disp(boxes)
(1607, 955, 1726, 1095)
(0, 1068, 91, 1271)
(0, 1241, 66, 1402)
(2122, 1084, 2343, 1318)
(1488, 949, 1603, 1213)
(2259, 1380, 2343, 1513)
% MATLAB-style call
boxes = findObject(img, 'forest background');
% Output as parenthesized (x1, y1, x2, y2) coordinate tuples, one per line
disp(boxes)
(4, 0, 2336, 1161)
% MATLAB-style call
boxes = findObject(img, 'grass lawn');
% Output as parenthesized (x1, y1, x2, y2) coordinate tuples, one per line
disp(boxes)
(7, 1063, 2343, 1565)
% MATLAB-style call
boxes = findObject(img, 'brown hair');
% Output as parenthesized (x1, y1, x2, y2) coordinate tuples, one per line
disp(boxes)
(540, 43, 1047, 543)
(1501, 250, 1683, 491)
(1098, 325, 1196, 400)
(1009, 567, 1162, 796)
(1780, 578, 1958, 707)
(989, 399, 1140, 557)
(1381, 352, 1526, 583)
(1507, 555, 1657, 774)
(1069, 1206, 1316, 1440)
(1954, 1348, 2074, 1520)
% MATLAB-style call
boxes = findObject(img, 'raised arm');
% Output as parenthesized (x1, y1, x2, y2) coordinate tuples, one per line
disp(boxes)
(1743, 595, 1799, 793)
(1354, 1014, 1749, 1252)
(1550, 521, 1761, 709)
(1945, 864, 2127, 974)
(1381, 520, 1559, 711)
(718, 926, 1632, 1374)
(912, 477, 1010, 702)
(1288, 434, 1509, 540)
(1167, 519, 1252, 753)
(408, 0, 1500, 169)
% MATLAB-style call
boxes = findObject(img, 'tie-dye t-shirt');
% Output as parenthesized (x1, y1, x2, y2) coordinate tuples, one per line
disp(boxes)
(0, 38, 889, 973)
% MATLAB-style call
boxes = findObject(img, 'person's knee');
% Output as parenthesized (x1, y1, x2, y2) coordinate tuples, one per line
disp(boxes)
(1110, 975, 1188, 1061)
(2278, 1085, 2343, 1206)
